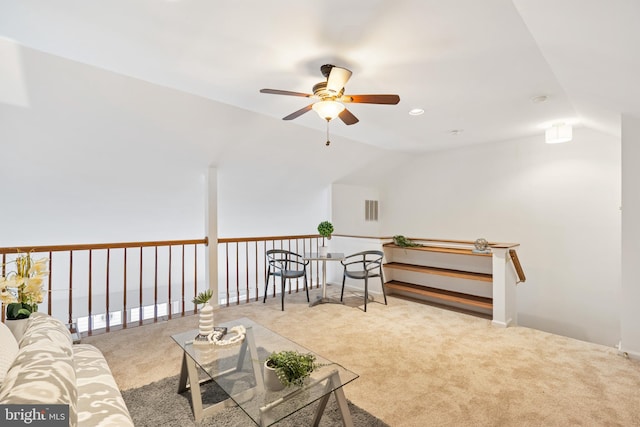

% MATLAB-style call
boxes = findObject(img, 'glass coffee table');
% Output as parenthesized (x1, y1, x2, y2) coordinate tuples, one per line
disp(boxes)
(171, 317, 358, 426)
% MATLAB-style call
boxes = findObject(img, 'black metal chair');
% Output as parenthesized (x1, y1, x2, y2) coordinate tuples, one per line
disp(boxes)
(264, 249, 310, 311)
(340, 250, 387, 312)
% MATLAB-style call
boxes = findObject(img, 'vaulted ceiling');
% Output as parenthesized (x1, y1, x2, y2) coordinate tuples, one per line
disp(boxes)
(1, 0, 638, 152)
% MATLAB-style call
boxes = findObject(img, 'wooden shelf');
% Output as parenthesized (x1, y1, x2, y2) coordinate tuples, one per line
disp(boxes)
(384, 262, 492, 282)
(385, 281, 493, 310)
(382, 238, 523, 325)
(383, 243, 491, 257)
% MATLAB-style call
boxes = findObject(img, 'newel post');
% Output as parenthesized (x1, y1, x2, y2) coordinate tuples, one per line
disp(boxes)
(491, 246, 518, 327)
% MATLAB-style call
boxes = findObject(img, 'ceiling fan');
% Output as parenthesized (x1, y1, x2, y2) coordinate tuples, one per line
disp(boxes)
(260, 64, 400, 126)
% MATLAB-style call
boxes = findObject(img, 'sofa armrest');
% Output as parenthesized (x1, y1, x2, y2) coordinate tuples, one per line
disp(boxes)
(0, 313, 78, 426)
(74, 344, 134, 427)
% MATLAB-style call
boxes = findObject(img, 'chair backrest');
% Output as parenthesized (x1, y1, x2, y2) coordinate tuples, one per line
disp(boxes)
(266, 249, 307, 271)
(342, 250, 384, 272)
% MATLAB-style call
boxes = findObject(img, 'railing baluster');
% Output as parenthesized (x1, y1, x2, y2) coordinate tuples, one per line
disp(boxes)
(68, 251, 73, 325)
(254, 242, 258, 301)
(193, 244, 198, 314)
(244, 242, 249, 303)
(168, 246, 172, 320)
(316, 238, 320, 288)
(106, 248, 110, 332)
(47, 250, 53, 316)
(123, 248, 127, 328)
(225, 242, 230, 307)
(154, 246, 158, 322)
(139, 246, 143, 326)
(235, 243, 239, 305)
(88, 249, 93, 335)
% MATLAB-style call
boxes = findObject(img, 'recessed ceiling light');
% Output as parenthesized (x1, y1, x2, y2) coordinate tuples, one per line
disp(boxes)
(531, 95, 548, 103)
(409, 108, 424, 116)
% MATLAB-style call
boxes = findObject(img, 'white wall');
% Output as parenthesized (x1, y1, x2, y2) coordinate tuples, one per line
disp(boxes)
(621, 114, 640, 357)
(379, 128, 621, 346)
(0, 41, 210, 245)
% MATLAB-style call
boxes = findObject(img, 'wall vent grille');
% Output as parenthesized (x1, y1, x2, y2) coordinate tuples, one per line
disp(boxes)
(365, 200, 379, 222)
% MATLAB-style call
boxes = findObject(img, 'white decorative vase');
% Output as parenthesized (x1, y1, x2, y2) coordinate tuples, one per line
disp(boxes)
(5, 318, 29, 341)
(264, 361, 286, 391)
(198, 303, 214, 337)
(319, 246, 328, 257)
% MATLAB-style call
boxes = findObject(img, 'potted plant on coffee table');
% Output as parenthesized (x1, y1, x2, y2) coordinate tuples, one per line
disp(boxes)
(192, 289, 214, 341)
(263, 350, 321, 391)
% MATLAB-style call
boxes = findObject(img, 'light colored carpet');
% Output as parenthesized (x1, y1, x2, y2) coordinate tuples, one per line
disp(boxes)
(84, 286, 640, 427)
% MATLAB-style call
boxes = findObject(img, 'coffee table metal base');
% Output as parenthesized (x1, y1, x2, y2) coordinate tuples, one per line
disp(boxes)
(177, 326, 263, 422)
(259, 369, 354, 427)
(177, 352, 236, 421)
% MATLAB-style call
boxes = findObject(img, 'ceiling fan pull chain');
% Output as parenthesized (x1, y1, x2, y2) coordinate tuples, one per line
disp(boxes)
(326, 120, 331, 146)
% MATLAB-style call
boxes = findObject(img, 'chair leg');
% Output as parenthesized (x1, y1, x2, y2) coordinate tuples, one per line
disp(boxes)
(340, 273, 346, 302)
(263, 270, 271, 304)
(280, 277, 286, 311)
(304, 272, 310, 302)
(364, 276, 368, 312)
(381, 270, 388, 305)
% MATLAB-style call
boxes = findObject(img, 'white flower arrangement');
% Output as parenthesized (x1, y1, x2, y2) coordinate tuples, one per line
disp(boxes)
(0, 252, 48, 319)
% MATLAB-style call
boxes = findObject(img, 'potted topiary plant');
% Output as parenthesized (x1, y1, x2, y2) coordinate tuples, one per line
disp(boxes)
(317, 221, 334, 257)
(263, 350, 321, 391)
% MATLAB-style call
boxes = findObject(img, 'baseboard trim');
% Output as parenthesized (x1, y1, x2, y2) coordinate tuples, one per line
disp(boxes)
(618, 343, 640, 360)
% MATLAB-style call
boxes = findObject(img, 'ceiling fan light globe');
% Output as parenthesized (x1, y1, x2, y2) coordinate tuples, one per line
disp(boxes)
(312, 100, 345, 121)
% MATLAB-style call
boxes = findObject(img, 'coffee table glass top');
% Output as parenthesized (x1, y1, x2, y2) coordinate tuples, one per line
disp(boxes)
(171, 317, 358, 426)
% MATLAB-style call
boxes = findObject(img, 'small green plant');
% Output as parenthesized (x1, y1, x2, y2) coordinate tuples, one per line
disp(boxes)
(192, 289, 213, 306)
(265, 350, 321, 387)
(317, 221, 334, 240)
(392, 235, 424, 248)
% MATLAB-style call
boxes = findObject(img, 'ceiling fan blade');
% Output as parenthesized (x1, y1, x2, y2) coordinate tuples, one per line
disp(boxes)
(339, 108, 359, 125)
(326, 66, 352, 94)
(282, 104, 314, 120)
(342, 94, 400, 105)
(260, 88, 313, 98)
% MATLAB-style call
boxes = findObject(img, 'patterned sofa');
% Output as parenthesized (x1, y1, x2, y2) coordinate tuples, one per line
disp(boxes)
(0, 312, 133, 427)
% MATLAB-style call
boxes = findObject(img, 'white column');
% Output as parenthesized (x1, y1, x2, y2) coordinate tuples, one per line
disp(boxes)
(205, 167, 218, 307)
(621, 114, 640, 359)
(491, 247, 517, 328)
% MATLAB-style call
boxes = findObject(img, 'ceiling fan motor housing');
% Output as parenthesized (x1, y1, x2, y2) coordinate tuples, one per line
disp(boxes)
(313, 81, 343, 99)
